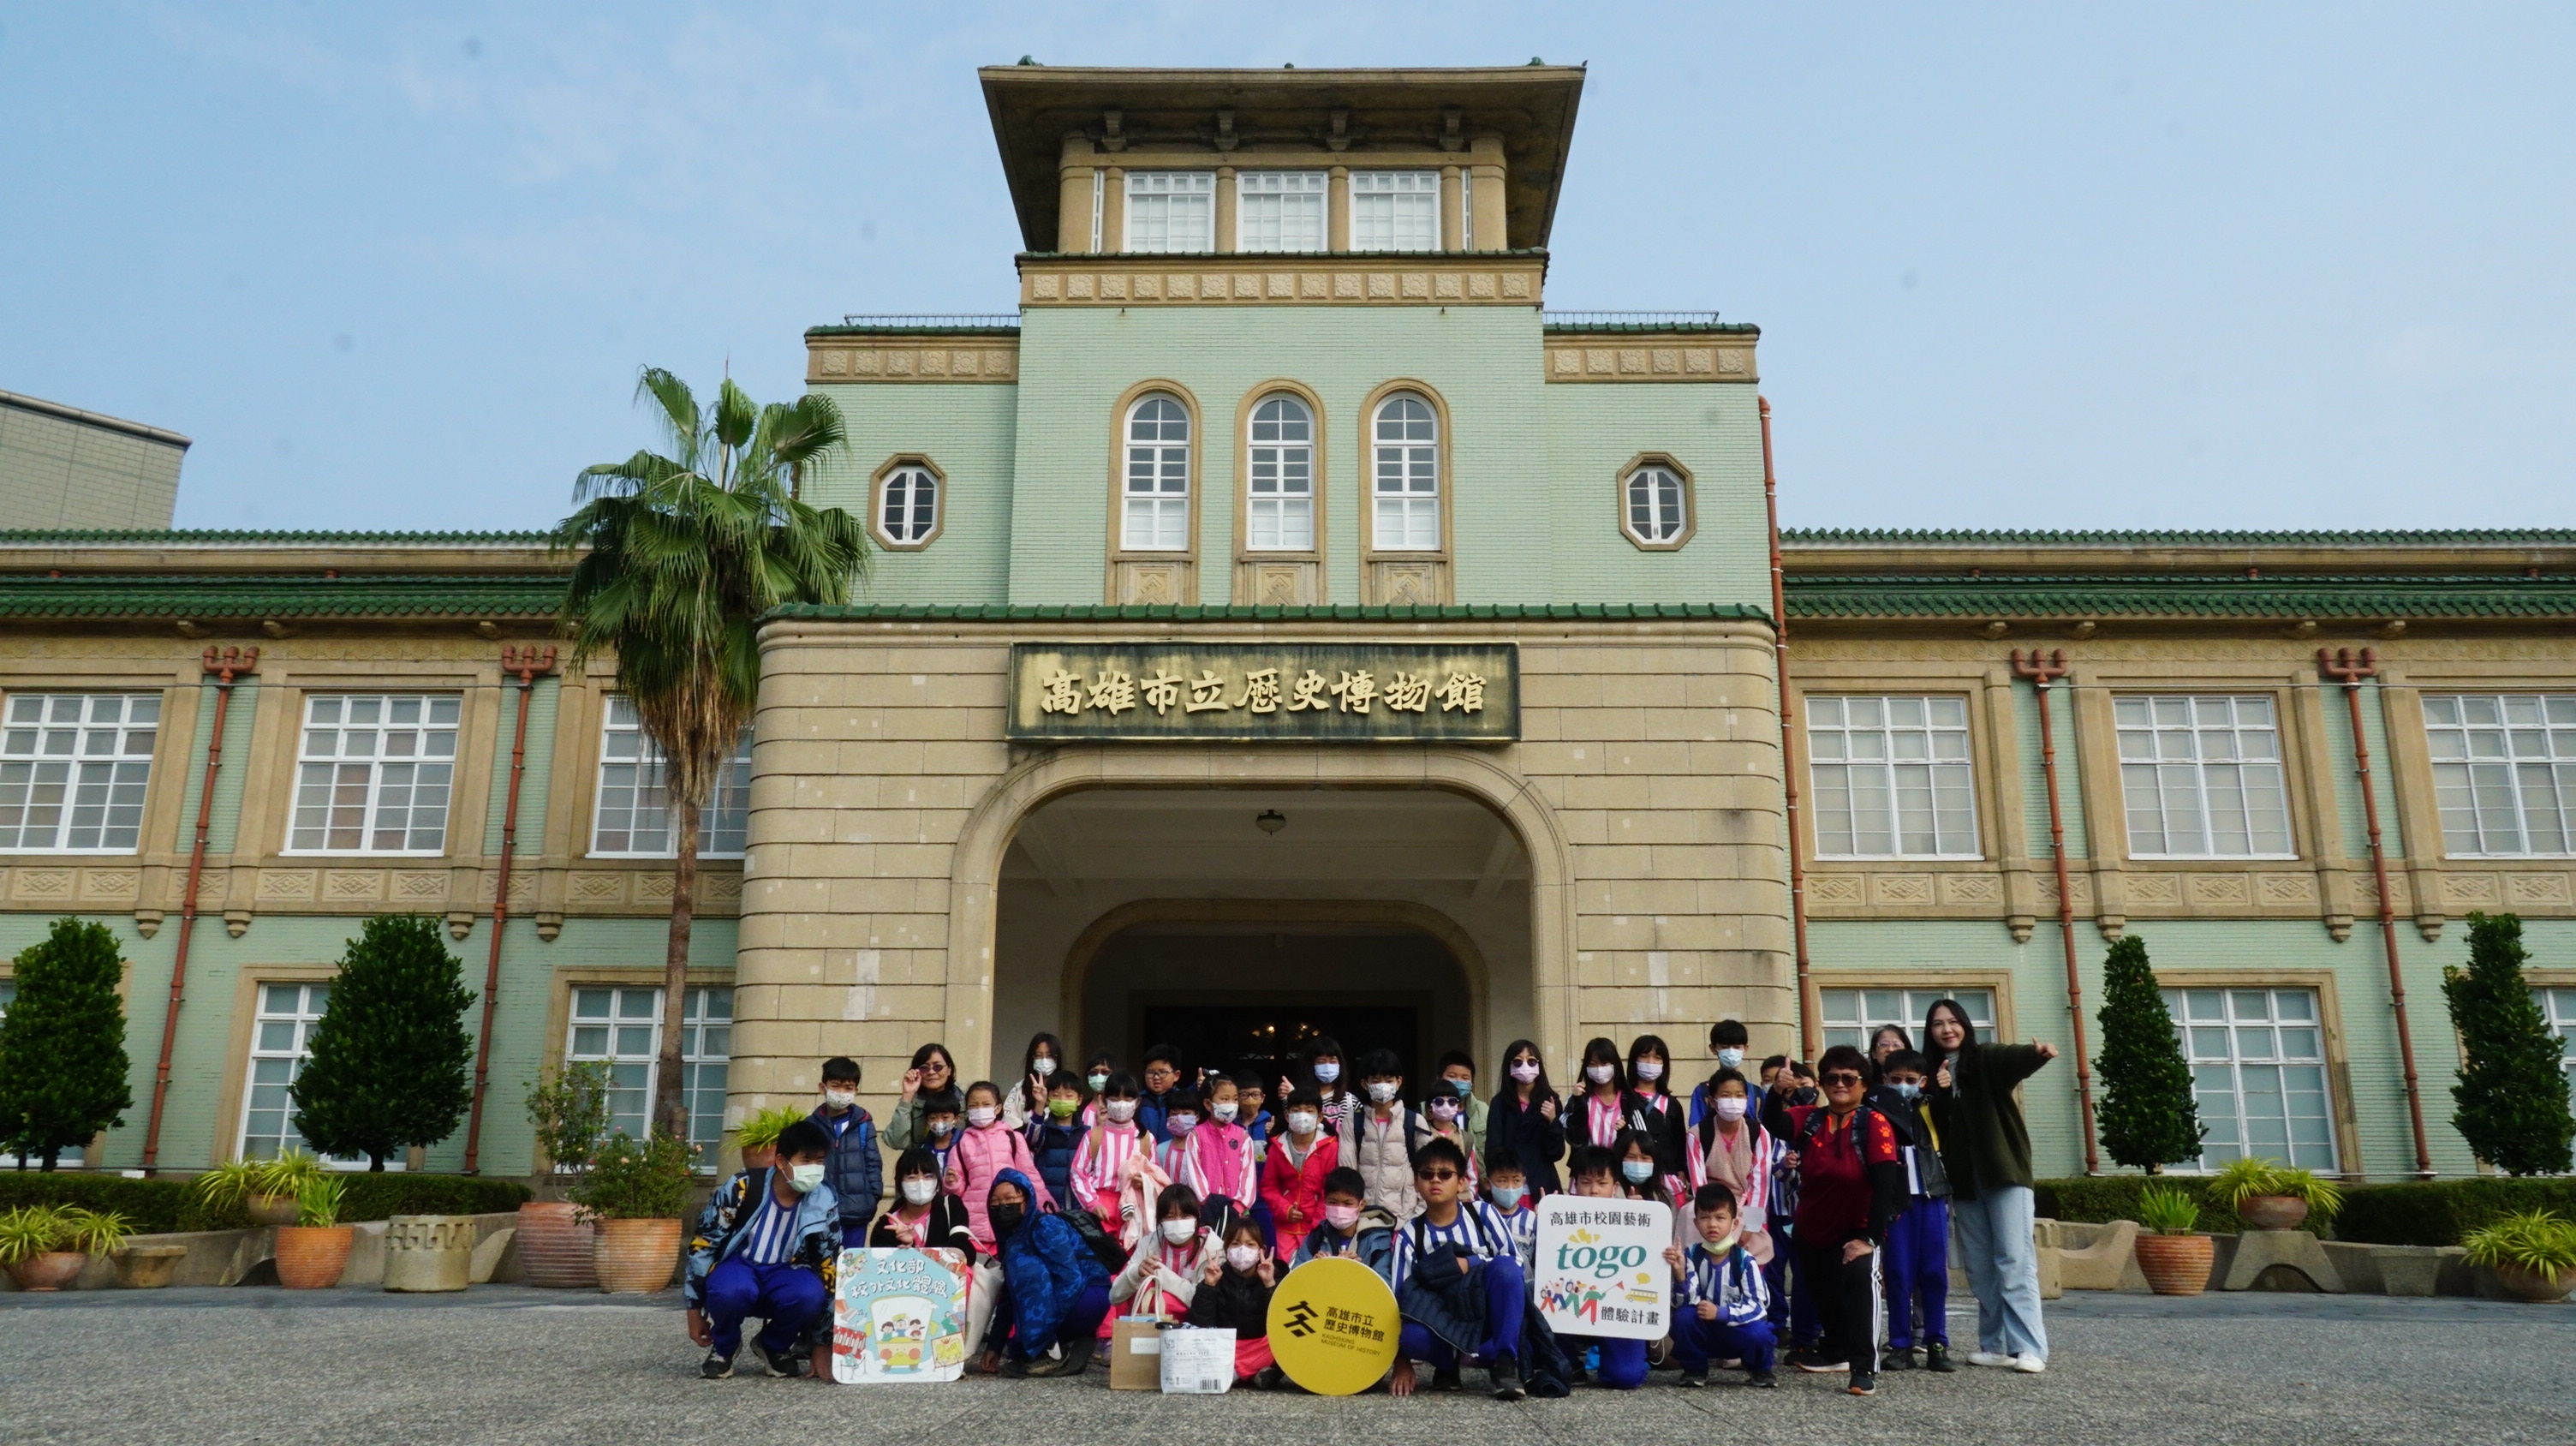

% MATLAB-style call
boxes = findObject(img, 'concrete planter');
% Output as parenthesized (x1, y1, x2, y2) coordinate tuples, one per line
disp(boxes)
(2132, 1234, 2214, 1295)
(516, 1201, 599, 1289)
(2490, 1263, 2575, 1303)
(593, 1217, 683, 1294)
(2237, 1195, 2309, 1232)
(382, 1215, 478, 1293)
(113, 1245, 189, 1289)
(8, 1251, 91, 1292)
(276, 1225, 354, 1290)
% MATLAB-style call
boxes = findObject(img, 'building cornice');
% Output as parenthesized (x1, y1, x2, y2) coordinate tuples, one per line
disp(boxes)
(1015, 250, 1545, 308)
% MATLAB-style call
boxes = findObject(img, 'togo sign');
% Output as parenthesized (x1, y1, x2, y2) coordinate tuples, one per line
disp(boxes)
(1531, 1195, 1673, 1341)
(1005, 642, 1518, 743)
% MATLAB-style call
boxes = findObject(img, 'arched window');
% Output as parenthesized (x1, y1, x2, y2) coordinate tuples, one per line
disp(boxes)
(876, 463, 939, 547)
(1245, 394, 1315, 551)
(1123, 395, 1192, 550)
(1625, 463, 1688, 546)
(1371, 393, 1440, 551)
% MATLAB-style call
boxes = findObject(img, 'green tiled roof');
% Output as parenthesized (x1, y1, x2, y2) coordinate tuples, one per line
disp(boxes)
(0, 573, 567, 619)
(1786, 528, 2576, 548)
(1786, 573, 2576, 620)
(771, 601, 1770, 623)
(0, 528, 552, 546)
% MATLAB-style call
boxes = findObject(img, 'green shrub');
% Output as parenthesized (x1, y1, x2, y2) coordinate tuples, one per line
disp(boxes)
(0, 918, 135, 1169)
(2094, 933, 2203, 1171)
(572, 1132, 699, 1219)
(2035, 1176, 2253, 1235)
(0, 1172, 528, 1233)
(2136, 1185, 2201, 1234)
(289, 915, 477, 1171)
(2332, 1178, 2576, 1246)
(2460, 1210, 2576, 1274)
(2442, 912, 2576, 1176)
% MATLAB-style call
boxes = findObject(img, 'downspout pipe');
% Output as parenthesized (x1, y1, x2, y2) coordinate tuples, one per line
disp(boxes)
(2319, 647, 2436, 1180)
(142, 645, 257, 1174)
(463, 644, 555, 1174)
(2012, 648, 2102, 1175)
(1760, 397, 1818, 1061)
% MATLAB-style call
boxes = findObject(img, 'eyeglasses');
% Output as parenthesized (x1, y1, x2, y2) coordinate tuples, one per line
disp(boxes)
(1822, 1072, 1865, 1086)
(1416, 1169, 1461, 1182)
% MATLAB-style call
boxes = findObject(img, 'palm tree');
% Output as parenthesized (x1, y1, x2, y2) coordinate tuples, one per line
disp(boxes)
(557, 367, 866, 1139)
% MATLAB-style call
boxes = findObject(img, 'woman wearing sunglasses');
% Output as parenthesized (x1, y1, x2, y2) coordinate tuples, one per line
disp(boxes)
(1764, 1044, 1906, 1397)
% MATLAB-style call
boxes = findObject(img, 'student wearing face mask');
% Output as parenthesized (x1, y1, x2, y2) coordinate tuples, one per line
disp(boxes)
(1001, 1031, 1066, 1129)
(1690, 1020, 1754, 1128)
(916, 1089, 966, 1179)
(1289, 1165, 1377, 1268)
(1284, 1037, 1358, 1138)
(1260, 1089, 1341, 1260)
(1691, 1067, 1778, 1267)
(1485, 1039, 1566, 1196)
(685, 1120, 842, 1380)
(1622, 1034, 1696, 1203)
(1077, 1050, 1116, 1125)
(945, 1080, 1052, 1253)
(1192, 1216, 1287, 1389)
(1423, 1076, 1482, 1193)
(1433, 1050, 1489, 1146)
(1340, 1049, 1437, 1220)
(1023, 1070, 1089, 1215)
(807, 1056, 883, 1247)
(1191, 1075, 1258, 1223)
(1874, 1049, 1953, 1372)
(984, 1169, 1112, 1377)
(1556, 1145, 1645, 1390)
(1108, 1183, 1213, 1325)
(1152, 1087, 1212, 1199)
(1575, 1037, 1629, 1155)
(870, 1148, 973, 1250)
(1069, 1072, 1151, 1240)
(1482, 1150, 1538, 1270)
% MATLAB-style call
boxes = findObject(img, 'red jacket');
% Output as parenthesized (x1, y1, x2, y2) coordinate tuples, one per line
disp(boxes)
(1779, 1102, 1906, 1248)
(1258, 1132, 1340, 1253)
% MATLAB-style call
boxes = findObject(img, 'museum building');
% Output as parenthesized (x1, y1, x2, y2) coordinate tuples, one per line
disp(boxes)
(2, 64, 2573, 1186)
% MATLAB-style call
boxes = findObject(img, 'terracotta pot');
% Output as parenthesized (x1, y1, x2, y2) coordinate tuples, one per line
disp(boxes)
(247, 1193, 302, 1228)
(2238, 1194, 2310, 1232)
(115, 1245, 190, 1289)
(593, 1216, 684, 1294)
(8, 1251, 91, 1292)
(516, 1201, 599, 1289)
(2492, 1262, 2576, 1303)
(2133, 1233, 2214, 1296)
(275, 1224, 354, 1290)
(740, 1144, 778, 1171)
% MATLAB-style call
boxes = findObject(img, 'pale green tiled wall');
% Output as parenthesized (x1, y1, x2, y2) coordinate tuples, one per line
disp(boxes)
(481, 678, 559, 855)
(2322, 680, 2406, 861)
(2013, 682, 2090, 859)
(803, 383, 1020, 606)
(172, 680, 259, 853)
(1538, 384, 1769, 606)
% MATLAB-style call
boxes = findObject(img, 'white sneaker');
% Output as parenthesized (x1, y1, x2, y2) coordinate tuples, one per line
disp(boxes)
(2012, 1353, 2047, 1374)
(1966, 1351, 2017, 1368)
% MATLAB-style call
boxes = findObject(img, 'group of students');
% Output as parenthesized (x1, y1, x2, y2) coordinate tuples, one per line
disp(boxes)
(682, 1004, 2060, 1400)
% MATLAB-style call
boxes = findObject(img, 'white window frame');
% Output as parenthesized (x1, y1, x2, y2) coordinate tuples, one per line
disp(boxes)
(2162, 985, 2339, 1173)
(1622, 464, 1688, 547)
(1818, 985, 1995, 1055)
(0, 691, 161, 854)
(564, 984, 730, 1162)
(876, 463, 939, 548)
(2538, 985, 2576, 1098)
(1123, 170, 1215, 254)
(1370, 393, 1440, 552)
(2115, 694, 2295, 859)
(2425, 693, 2576, 857)
(1807, 696, 1980, 859)
(235, 981, 379, 1169)
(1235, 170, 1328, 254)
(1245, 394, 1315, 552)
(0, 977, 83, 1167)
(1122, 394, 1193, 552)
(1349, 170, 1440, 252)
(590, 696, 753, 859)
(284, 693, 460, 856)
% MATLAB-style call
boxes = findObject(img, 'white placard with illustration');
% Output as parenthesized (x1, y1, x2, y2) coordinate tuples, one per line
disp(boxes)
(1530, 1194, 1673, 1340)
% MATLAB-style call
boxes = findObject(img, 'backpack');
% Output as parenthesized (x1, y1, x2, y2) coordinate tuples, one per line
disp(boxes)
(1789, 1102, 1909, 1222)
(1057, 1201, 1128, 1272)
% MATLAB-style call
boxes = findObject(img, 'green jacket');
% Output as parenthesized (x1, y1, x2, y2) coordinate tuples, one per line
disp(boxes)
(1926, 1043, 2048, 1201)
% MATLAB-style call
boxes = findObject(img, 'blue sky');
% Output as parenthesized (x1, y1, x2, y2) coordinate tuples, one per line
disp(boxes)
(2, 4, 2569, 532)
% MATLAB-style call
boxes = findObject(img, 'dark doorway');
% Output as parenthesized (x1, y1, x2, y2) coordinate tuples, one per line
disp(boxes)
(1139, 997, 1428, 1090)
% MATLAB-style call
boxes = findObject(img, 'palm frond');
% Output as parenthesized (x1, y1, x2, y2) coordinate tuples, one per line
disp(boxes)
(634, 368, 703, 468)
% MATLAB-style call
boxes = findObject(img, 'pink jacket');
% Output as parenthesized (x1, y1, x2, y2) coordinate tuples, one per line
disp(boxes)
(1190, 1120, 1255, 1204)
(944, 1121, 1051, 1248)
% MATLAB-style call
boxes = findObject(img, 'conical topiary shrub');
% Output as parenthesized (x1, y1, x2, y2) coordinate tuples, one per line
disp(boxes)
(2094, 932, 2203, 1173)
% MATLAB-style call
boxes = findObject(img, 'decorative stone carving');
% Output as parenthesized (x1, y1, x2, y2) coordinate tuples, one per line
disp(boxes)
(78, 869, 140, 903)
(1807, 875, 1863, 905)
(13, 869, 71, 899)
(569, 873, 625, 903)
(1017, 257, 1544, 310)
(1871, 875, 1934, 905)
(1941, 874, 2004, 905)
(2187, 874, 2251, 905)
(393, 870, 447, 902)
(258, 869, 319, 901)
(2126, 874, 2182, 905)
(2505, 872, 2571, 904)
(2259, 873, 2319, 904)
(1543, 338, 1756, 384)
(324, 869, 384, 901)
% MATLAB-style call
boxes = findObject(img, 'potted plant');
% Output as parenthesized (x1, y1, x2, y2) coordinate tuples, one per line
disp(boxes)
(2209, 1157, 2342, 1231)
(0, 1204, 129, 1291)
(573, 1131, 700, 1294)
(2461, 1210, 2576, 1303)
(735, 1105, 806, 1171)
(199, 1150, 330, 1227)
(275, 1174, 353, 1290)
(520, 1062, 612, 1289)
(2130, 1186, 2214, 1295)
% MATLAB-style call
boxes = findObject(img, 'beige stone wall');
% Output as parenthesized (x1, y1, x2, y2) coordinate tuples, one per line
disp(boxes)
(728, 615, 1792, 1124)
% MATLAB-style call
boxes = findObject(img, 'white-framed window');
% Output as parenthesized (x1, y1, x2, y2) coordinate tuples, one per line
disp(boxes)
(1818, 985, 1995, 1055)
(2425, 694, 2576, 857)
(2162, 985, 2337, 1172)
(1624, 464, 1688, 546)
(1246, 394, 1315, 551)
(2115, 695, 2293, 858)
(1350, 170, 1439, 251)
(1370, 393, 1440, 551)
(287, 694, 459, 854)
(877, 464, 939, 547)
(238, 982, 376, 1168)
(591, 696, 752, 857)
(564, 984, 730, 1159)
(1807, 696, 1979, 858)
(1124, 170, 1214, 254)
(1122, 394, 1192, 551)
(2537, 986, 2576, 1096)
(0, 692, 160, 853)
(1237, 170, 1327, 253)
(0, 977, 82, 1167)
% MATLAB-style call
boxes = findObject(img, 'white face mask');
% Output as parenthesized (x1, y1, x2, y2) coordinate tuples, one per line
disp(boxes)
(1031, 1056, 1054, 1076)
(1510, 1061, 1541, 1083)
(1633, 1060, 1664, 1083)
(1225, 1244, 1262, 1272)
(785, 1162, 826, 1193)
(1716, 1048, 1744, 1069)
(901, 1177, 939, 1205)
(1714, 1096, 1750, 1121)
(1166, 1114, 1198, 1135)
(1105, 1100, 1138, 1123)
(1213, 1101, 1239, 1123)
(1311, 1062, 1340, 1084)
(1287, 1111, 1319, 1137)
(966, 1106, 998, 1129)
(1366, 1082, 1400, 1104)
(1161, 1218, 1198, 1246)
(1490, 1185, 1527, 1210)
(823, 1088, 857, 1108)
(1585, 1064, 1616, 1084)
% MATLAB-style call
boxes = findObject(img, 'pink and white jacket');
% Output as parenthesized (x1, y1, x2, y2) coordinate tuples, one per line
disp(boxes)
(1178, 1120, 1255, 1205)
(944, 1120, 1051, 1249)
(1070, 1120, 1151, 1231)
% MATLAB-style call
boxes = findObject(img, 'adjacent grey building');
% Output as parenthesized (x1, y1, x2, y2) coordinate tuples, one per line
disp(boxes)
(0, 388, 188, 529)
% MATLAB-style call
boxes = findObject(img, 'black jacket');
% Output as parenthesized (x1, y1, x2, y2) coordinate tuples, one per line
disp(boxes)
(868, 1194, 974, 1252)
(1621, 1090, 1690, 1179)
(1191, 1268, 1275, 1338)
(1483, 1090, 1568, 1193)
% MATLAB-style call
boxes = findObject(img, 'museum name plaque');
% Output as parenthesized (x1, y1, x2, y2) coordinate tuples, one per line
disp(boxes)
(1006, 642, 1518, 743)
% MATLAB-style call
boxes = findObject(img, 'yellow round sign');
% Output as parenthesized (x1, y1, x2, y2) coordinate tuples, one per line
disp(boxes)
(1266, 1256, 1403, 1395)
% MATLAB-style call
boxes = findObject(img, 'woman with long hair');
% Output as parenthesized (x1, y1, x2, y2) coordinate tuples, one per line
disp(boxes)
(1483, 1038, 1566, 1195)
(1921, 997, 2058, 1374)
(1001, 1031, 1066, 1129)
(885, 1042, 958, 1150)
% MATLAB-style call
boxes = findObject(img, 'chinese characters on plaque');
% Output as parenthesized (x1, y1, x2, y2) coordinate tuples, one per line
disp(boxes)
(1007, 643, 1518, 743)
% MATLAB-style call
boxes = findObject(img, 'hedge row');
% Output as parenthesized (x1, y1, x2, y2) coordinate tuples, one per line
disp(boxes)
(2037, 1174, 2576, 1246)
(0, 1173, 530, 1233)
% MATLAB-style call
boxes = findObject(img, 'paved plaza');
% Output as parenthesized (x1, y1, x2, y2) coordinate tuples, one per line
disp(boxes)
(5, 1288, 2567, 1446)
